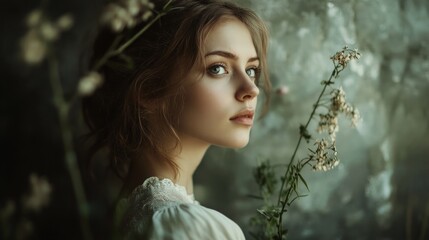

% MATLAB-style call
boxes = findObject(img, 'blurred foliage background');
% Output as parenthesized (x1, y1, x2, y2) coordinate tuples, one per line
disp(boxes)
(1, 0, 428, 239)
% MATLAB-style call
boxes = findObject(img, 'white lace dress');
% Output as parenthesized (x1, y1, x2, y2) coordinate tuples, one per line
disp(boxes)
(117, 177, 245, 240)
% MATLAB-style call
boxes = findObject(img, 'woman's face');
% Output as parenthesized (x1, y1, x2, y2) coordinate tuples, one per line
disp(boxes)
(178, 16, 260, 148)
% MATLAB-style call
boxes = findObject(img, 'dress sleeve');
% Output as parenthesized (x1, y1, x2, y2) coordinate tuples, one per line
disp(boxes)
(130, 203, 245, 240)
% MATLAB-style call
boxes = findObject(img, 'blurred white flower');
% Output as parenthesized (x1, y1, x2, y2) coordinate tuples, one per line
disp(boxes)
(142, 10, 153, 21)
(21, 9, 74, 65)
(22, 174, 52, 212)
(78, 71, 104, 96)
(56, 14, 74, 30)
(26, 9, 42, 27)
(127, 0, 140, 16)
(275, 85, 290, 96)
(40, 21, 59, 41)
(100, 0, 154, 32)
(20, 29, 47, 65)
(101, 4, 130, 32)
(349, 108, 361, 127)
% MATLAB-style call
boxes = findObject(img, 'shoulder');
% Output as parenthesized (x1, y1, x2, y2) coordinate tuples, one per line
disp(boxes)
(118, 177, 245, 239)
(127, 202, 245, 240)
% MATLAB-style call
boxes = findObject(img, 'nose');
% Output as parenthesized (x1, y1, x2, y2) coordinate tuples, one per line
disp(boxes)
(234, 72, 260, 102)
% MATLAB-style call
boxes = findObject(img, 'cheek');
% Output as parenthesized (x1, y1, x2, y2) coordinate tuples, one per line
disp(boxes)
(185, 83, 231, 120)
(181, 79, 234, 132)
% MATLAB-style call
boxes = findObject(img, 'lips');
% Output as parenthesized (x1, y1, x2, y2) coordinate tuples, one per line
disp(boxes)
(229, 109, 254, 126)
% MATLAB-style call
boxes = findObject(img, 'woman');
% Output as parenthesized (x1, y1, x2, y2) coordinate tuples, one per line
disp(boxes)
(83, 0, 270, 239)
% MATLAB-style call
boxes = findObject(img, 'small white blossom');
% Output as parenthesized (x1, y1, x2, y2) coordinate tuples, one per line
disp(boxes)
(40, 21, 59, 41)
(100, 0, 155, 32)
(317, 112, 339, 141)
(276, 85, 290, 96)
(78, 71, 104, 96)
(20, 29, 47, 65)
(26, 9, 43, 27)
(316, 86, 360, 141)
(56, 14, 74, 30)
(330, 46, 361, 67)
(22, 174, 52, 212)
(127, 0, 141, 16)
(142, 10, 153, 21)
(310, 139, 339, 171)
(101, 4, 129, 32)
(21, 9, 74, 65)
(331, 87, 347, 112)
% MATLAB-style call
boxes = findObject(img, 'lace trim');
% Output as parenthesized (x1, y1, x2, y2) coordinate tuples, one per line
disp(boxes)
(140, 176, 196, 203)
(124, 176, 198, 207)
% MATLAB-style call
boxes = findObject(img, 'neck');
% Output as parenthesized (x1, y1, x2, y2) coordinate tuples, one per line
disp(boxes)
(121, 135, 209, 197)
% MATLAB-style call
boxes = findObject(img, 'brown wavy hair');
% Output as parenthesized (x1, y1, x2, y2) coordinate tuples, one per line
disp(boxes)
(82, 0, 271, 180)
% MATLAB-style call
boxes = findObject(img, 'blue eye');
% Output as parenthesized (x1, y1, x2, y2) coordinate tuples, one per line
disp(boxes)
(208, 64, 228, 75)
(246, 67, 258, 78)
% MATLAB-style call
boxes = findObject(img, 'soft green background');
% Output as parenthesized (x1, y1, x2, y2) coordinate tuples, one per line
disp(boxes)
(195, 0, 429, 239)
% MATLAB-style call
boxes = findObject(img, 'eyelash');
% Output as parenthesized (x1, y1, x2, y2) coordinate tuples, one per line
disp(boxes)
(207, 63, 260, 80)
(207, 63, 228, 76)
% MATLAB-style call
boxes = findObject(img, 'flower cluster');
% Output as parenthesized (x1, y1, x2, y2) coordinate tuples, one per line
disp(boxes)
(22, 173, 52, 212)
(20, 10, 73, 64)
(317, 87, 360, 141)
(252, 46, 362, 239)
(330, 46, 361, 68)
(78, 71, 104, 96)
(309, 139, 339, 171)
(0, 174, 52, 240)
(100, 0, 155, 32)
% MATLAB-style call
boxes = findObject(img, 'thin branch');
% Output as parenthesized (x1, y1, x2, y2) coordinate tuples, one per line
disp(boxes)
(48, 50, 92, 240)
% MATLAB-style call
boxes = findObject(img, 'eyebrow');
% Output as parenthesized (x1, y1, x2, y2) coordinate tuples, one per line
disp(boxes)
(205, 50, 259, 63)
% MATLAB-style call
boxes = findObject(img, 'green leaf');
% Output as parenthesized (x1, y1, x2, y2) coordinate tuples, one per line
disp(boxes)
(298, 173, 310, 191)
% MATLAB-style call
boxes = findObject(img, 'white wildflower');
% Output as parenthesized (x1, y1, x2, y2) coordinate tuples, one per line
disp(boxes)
(56, 14, 74, 30)
(78, 71, 104, 96)
(331, 87, 347, 112)
(276, 85, 290, 96)
(330, 46, 361, 67)
(101, 4, 131, 32)
(310, 139, 339, 171)
(126, 0, 141, 16)
(22, 174, 52, 212)
(317, 112, 339, 141)
(142, 10, 153, 21)
(21, 9, 74, 65)
(26, 9, 43, 27)
(40, 21, 59, 41)
(139, 0, 155, 9)
(349, 107, 361, 127)
(20, 29, 47, 65)
(100, 0, 155, 32)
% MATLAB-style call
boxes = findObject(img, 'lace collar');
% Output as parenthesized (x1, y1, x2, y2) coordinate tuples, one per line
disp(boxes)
(129, 177, 199, 204)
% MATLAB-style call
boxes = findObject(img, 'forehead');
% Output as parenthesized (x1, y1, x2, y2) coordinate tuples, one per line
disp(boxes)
(203, 16, 257, 58)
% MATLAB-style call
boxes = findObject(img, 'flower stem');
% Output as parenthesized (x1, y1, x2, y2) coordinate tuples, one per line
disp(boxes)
(277, 67, 337, 204)
(48, 51, 92, 240)
(93, 9, 168, 71)
(275, 65, 339, 238)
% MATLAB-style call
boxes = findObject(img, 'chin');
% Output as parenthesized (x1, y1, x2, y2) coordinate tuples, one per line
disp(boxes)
(221, 136, 250, 149)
